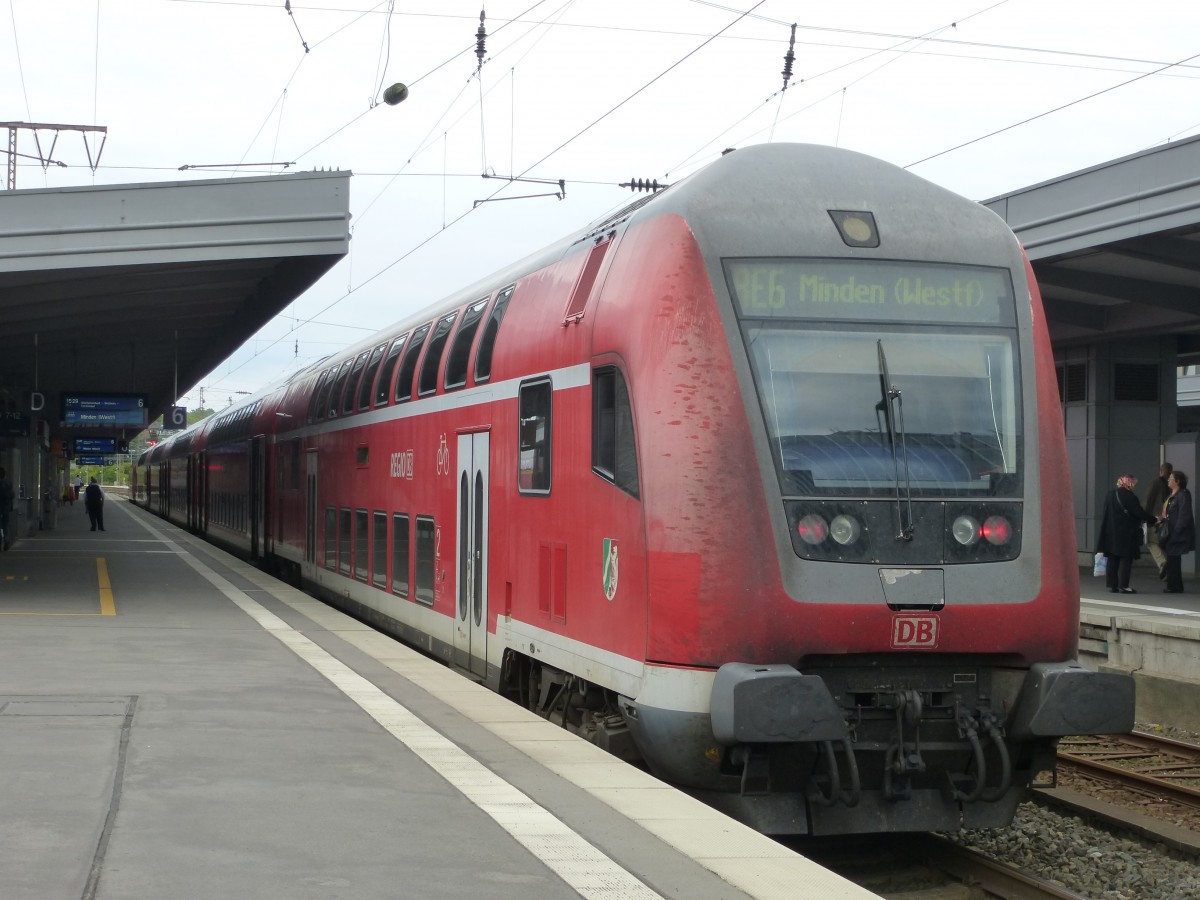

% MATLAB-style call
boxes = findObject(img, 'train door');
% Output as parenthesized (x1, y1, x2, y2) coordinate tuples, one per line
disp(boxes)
(250, 436, 265, 559)
(198, 450, 208, 534)
(304, 450, 318, 574)
(187, 455, 198, 531)
(454, 432, 489, 678)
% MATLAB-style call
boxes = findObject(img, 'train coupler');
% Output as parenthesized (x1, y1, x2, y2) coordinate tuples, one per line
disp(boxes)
(731, 745, 771, 795)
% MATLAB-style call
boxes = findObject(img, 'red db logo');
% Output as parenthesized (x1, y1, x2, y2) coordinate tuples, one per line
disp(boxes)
(891, 615, 939, 649)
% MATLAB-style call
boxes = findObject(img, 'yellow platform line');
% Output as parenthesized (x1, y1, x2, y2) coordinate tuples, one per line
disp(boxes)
(0, 557, 116, 616)
(97, 557, 116, 616)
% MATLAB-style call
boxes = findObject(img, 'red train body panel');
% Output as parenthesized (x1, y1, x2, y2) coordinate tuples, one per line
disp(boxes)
(134, 144, 1133, 835)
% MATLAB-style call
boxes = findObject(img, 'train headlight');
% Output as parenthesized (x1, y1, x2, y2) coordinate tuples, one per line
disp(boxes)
(952, 515, 981, 546)
(981, 515, 1012, 546)
(797, 514, 828, 545)
(829, 514, 861, 545)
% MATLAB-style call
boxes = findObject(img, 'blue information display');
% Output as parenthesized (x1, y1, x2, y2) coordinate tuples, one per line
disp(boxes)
(75, 456, 115, 466)
(62, 393, 149, 428)
(74, 437, 117, 454)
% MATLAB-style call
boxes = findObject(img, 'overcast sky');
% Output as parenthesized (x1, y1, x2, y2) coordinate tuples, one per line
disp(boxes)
(5, 0, 1199, 409)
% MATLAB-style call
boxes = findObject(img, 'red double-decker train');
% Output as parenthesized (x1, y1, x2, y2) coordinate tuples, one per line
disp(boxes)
(133, 143, 1133, 835)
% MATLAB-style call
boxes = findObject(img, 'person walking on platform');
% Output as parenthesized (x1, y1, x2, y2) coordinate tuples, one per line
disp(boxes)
(73, 473, 82, 502)
(1145, 461, 1173, 579)
(1161, 470, 1195, 594)
(1096, 474, 1156, 594)
(84, 478, 105, 532)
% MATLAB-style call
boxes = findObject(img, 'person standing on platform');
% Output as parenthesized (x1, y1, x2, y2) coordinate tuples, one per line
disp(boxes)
(73, 473, 83, 502)
(1096, 474, 1156, 594)
(1145, 461, 1173, 579)
(1161, 470, 1195, 594)
(84, 477, 105, 532)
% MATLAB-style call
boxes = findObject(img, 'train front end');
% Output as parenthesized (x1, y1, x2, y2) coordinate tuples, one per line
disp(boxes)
(615, 144, 1134, 835)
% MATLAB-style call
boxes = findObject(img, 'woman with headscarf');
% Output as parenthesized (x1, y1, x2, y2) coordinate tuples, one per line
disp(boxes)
(1096, 474, 1156, 593)
(1160, 470, 1195, 594)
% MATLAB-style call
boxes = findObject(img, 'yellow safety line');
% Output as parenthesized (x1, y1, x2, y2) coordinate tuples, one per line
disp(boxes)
(97, 557, 116, 616)
(0, 557, 116, 616)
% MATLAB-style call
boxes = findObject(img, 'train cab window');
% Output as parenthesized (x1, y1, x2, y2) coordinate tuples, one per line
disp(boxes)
(518, 379, 552, 494)
(474, 286, 514, 384)
(338, 507, 352, 575)
(395, 323, 431, 403)
(327, 360, 353, 418)
(375, 335, 407, 407)
(372, 511, 388, 588)
(592, 367, 640, 498)
(418, 312, 457, 397)
(445, 298, 489, 390)
(392, 514, 411, 597)
(341, 351, 371, 416)
(415, 515, 435, 605)
(354, 509, 369, 582)
(357, 343, 388, 411)
(324, 506, 337, 569)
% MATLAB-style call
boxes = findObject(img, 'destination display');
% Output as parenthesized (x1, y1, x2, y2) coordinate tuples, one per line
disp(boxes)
(61, 393, 149, 428)
(74, 437, 117, 454)
(75, 456, 115, 466)
(726, 259, 1015, 326)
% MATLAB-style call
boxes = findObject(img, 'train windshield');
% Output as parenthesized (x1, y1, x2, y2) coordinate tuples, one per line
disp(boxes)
(727, 259, 1022, 498)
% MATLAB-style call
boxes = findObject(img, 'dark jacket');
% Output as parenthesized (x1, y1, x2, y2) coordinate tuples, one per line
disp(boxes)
(1164, 488, 1196, 556)
(1096, 486, 1154, 558)
(1146, 476, 1170, 521)
(84, 482, 104, 512)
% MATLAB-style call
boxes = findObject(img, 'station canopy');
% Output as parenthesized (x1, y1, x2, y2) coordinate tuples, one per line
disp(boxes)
(0, 170, 351, 445)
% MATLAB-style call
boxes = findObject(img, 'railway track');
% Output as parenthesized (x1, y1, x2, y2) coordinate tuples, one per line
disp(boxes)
(1057, 731, 1200, 809)
(793, 834, 1090, 899)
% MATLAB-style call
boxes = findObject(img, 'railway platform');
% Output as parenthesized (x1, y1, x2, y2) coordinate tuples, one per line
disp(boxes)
(1080, 561, 1200, 731)
(0, 493, 875, 900)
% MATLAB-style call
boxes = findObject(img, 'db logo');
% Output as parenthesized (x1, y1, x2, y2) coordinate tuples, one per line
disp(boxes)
(891, 614, 940, 649)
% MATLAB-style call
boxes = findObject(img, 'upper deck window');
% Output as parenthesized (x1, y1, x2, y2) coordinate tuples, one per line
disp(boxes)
(474, 286, 514, 384)
(375, 335, 407, 407)
(445, 298, 489, 390)
(418, 313, 458, 397)
(357, 343, 388, 411)
(396, 324, 431, 403)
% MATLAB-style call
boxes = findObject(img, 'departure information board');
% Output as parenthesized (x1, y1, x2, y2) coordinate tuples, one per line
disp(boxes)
(74, 437, 118, 454)
(61, 394, 149, 428)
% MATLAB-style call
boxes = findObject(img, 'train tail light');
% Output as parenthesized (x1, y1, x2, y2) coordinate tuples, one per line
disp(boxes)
(981, 516, 1012, 546)
(797, 514, 828, 545)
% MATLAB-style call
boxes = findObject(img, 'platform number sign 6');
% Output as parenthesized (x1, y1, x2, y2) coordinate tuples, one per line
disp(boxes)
(167, 406, 187, 429)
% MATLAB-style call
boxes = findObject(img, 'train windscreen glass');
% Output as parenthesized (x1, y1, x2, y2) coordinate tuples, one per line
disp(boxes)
(726, 259, 1021, 498)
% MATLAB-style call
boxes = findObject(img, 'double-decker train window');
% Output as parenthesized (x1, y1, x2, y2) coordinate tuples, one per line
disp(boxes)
(518, 379, 552, 494)
(354, 509, 369, 582)
(357, 343, 388, 411)
(341, 351, 370, 416)
(374, 335, 407, 407)
(327, 360, 353, 419)
(474, 286, 514, 384)
(392, 513, 410, 597)
(338, 507, 352, 575)
(445, 298, 489, 390)
(324, 506, 336, 569)
(372, 511, 387, 588)
(309, 367, 334, 422)
(419, 312, 458, 397)
(395, 324, 431, 403)
(592, 367, 640, 498)
(415, 516, 435, 605)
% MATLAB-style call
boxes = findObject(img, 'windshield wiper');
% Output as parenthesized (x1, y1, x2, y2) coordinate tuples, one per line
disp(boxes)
(876, 340, 915, 541)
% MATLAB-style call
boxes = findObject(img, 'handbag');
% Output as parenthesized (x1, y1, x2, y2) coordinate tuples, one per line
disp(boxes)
(1093, 552, 1108, 577)
(1157, 519, 1170, 542)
